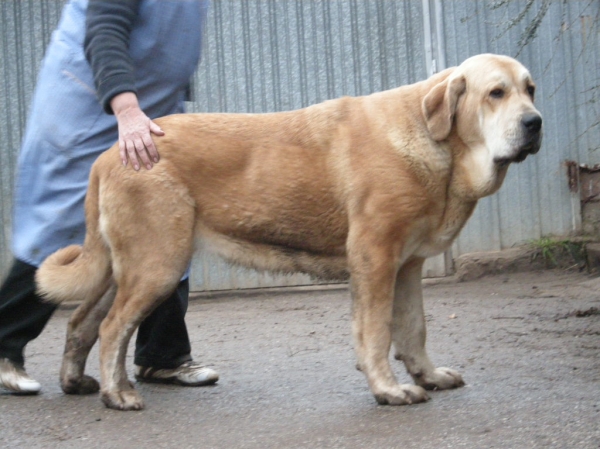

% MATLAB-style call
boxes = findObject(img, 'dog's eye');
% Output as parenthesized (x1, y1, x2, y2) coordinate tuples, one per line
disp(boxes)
(490, 89, 504, 99)
(527, 85, 535, 99)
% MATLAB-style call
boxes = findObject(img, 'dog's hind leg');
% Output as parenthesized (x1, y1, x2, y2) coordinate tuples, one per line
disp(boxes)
(93, 167, 197, 410)
(98, 272, 186, 411)
(60, 282, 116, 395)
(392, 257, 465, 390)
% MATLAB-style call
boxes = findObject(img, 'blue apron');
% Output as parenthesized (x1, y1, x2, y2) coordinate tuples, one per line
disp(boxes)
(12, 0, 208, 266)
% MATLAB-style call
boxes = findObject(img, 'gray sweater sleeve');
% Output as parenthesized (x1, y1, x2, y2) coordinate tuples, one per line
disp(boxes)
(84, 0, 142, 114)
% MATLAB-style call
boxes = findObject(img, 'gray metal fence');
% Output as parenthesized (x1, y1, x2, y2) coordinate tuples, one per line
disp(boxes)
(1, 0, 598, 290)
(440, 0, 600, 256)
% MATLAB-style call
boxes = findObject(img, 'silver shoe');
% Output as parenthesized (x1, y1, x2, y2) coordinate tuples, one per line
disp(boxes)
(0, 358, 41, 394)
(134, 361, 219, 386)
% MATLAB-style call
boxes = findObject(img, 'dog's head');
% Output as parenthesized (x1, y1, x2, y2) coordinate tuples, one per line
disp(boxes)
(422, 54, 542, 196)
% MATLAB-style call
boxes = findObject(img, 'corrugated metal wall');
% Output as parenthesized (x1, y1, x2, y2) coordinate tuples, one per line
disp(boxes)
(188, 0, 429, 289)
(191, 0, 426, 114)
(442, 0, 600, 256)
(1, 0, 598, 290)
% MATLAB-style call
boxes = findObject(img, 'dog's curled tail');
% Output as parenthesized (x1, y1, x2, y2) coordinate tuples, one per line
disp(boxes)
(36, 165, 112, 304)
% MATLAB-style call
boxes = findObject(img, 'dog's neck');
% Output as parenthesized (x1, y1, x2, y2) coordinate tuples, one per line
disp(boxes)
(432, 136, 509, 247)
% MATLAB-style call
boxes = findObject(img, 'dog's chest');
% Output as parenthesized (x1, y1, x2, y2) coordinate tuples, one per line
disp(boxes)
(412, 199, 477, 258)
(413, 229, 457, 258)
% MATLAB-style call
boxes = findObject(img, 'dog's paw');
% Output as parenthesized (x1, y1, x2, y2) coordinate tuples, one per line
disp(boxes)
(373, 384, 429, 406)
(413, 367, 465, 391)
(61, 374, 100, 395)
(101, 388, 145, 411)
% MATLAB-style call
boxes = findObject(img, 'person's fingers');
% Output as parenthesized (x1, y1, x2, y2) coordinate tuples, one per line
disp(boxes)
(119, 140, 128, 167)
(125, 139, 141, 171)
(141, 133, 159, 164)
(149, 120, 165, 136)
(147, 121, 164, 163)
(134, 135, 153, 170)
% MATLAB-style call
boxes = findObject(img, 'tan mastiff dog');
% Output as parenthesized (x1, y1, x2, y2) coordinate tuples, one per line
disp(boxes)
(37, 54, 542, 411)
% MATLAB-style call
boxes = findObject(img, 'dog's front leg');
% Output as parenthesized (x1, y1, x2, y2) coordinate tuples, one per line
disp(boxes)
(349, 238, 429, 406)
(392, 257, 464, 391)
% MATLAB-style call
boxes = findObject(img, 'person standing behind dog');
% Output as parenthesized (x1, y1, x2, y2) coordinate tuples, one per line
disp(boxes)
(0, 0, 219, 393)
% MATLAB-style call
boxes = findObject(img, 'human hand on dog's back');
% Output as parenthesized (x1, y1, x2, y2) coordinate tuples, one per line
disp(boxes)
(111, 92, 165, 171)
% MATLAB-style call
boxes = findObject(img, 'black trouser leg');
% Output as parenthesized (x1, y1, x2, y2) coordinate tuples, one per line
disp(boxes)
(133, 279, 192, 369)
(0, 259, 57, 367)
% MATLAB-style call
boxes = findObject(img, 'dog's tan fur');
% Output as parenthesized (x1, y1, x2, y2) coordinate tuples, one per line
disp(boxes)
(36, 54, 542, 410)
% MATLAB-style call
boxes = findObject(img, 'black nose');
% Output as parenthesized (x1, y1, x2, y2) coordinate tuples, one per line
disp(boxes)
(522, 113, 542, 133)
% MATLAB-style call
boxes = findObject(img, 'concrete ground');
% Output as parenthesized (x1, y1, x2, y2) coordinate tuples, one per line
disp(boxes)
(1, 269, 599, 448)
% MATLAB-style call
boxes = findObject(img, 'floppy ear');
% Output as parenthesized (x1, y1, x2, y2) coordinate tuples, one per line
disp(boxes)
(422, 74, 466, 141)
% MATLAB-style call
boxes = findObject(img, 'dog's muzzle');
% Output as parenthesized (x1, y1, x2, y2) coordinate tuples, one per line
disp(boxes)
(495, 112, 543, 166)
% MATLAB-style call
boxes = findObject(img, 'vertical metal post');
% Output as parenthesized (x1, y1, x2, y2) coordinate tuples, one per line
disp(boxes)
(433, 0, 446, 71)
(422, 0, 434, 76)
(422, 0, 446, 75)
(423, 0, 453, 275)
